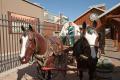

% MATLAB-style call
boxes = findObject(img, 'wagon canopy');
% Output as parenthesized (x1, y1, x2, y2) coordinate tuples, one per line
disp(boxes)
(59, 22, 81, 37)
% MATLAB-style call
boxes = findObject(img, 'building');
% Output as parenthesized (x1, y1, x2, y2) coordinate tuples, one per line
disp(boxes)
(74, 4, 105, 28)
(0, 0, 45, 53)
(98, 3, 120, 51)
(43, 11, 69, 37)
(74, 3, 120, 53)
(0, 0, 46, 34)
(0, 0, 69, 56)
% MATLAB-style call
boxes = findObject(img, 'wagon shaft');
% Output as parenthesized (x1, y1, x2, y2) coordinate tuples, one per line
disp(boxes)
(42, 66, 78, 71)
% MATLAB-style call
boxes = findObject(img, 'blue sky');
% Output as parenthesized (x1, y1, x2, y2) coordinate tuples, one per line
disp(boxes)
(30, 0, 120, 21)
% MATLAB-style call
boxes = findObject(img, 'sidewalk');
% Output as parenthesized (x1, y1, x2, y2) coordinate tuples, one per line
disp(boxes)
(0, 39, 120, 80)
(103, 39, 120, 80)
(0, 64, 37, 80)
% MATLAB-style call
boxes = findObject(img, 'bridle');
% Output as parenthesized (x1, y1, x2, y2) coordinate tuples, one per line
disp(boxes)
(79, 28, 100, 59)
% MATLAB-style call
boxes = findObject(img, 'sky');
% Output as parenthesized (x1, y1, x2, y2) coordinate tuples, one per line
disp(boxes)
(29, 0, 120, 21)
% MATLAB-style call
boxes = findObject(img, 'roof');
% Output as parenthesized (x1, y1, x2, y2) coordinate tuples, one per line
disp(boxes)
(22, 0, 45, 9)
(89, 3, 105, 9)
(98, 2, 120, 18)
(74, 7, 105, 22)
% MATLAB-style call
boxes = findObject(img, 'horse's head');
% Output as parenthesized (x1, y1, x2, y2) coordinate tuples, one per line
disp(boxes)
(84, 21, 99, 58)
(73, 21, 99, 59)
(19, 25, 36, 64)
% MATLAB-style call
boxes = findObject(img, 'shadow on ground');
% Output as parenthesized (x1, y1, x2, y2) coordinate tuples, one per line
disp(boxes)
(17, 64, 38, 80)
(112, 66, 120, 80)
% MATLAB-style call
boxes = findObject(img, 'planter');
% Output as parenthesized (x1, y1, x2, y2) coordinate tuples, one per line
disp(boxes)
(96, 67, 113, 80)
(96, 57, 114, 80)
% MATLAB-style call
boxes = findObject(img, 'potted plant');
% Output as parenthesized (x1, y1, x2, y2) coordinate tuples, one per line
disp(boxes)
(96, 57, 114, 80)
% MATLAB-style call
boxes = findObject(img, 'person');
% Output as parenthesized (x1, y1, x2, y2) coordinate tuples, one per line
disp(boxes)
(67, 22, 75, 47)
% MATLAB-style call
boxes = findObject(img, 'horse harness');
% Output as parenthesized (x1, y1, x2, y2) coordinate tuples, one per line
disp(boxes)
(31, 36, 63, 67)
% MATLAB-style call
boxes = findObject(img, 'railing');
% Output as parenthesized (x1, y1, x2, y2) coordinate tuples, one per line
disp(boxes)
(0, 15, 19, 73)
(0, 14, 39, 73)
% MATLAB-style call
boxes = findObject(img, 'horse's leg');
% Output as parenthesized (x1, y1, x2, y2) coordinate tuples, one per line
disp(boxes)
(88, 68, 95, 80)
(76, 59, 83, 80)
(36, 63, 46, 80)
(47, 70, 51, 80)
(89, 64, 96, 80)
(78, 70, 83, 80)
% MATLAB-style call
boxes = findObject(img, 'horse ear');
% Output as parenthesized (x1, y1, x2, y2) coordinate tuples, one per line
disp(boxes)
(93, 20, 97, 28)
(21, 25, 26, 32)
(28, 25, 33, 31)
(82, 21, 86, 29)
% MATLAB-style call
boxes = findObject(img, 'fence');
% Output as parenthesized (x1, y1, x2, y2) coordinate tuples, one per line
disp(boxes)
(0, 14, 40, 73)
(0, 14, 62, 73)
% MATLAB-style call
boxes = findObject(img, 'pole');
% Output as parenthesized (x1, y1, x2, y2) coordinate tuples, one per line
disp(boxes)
(59, 13, 63, 31)
(0, 0, 3, 15)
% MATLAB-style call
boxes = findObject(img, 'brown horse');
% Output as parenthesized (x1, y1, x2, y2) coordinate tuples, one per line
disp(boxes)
(19, 25, 65, 80)
(73, 22, 100, 80)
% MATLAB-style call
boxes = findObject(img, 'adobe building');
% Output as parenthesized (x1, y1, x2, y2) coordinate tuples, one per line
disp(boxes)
(0, 0, 45, 54)
(0, 0, 45, 32)
(0, 0, 44, 21)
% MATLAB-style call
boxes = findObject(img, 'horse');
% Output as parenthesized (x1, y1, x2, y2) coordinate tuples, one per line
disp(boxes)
(19, 25, 66, 80)
(73, 22, 100, 80)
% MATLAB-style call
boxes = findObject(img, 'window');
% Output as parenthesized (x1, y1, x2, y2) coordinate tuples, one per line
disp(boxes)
(8, 11, 39, 33)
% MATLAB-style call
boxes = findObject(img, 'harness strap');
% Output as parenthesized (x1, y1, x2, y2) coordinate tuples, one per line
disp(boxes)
(34, 53, 49, 66)
(79, 54, 88, 60)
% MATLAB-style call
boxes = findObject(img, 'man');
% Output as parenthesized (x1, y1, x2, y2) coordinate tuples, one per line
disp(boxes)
(67, 22, 75, 47)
